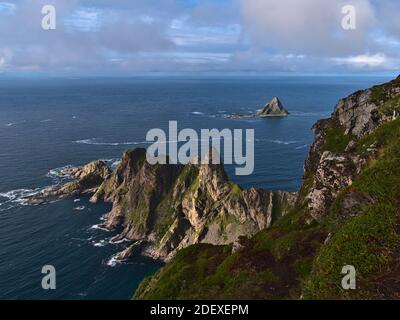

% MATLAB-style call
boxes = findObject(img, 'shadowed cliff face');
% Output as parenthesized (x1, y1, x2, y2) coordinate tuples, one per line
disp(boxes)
(134, 75, 400, 300)
(89, 149, 296, 261)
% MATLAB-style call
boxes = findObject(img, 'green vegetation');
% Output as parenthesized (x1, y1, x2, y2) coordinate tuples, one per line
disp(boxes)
(304, 118, 400, 299)
(378, 95, 400, 116)
(370, 85, 387, 102)
(65, 173, 104, 192)
(133, 244, 232, 300)
(134, 203, 325, 300)
(322, 125, 353, 153)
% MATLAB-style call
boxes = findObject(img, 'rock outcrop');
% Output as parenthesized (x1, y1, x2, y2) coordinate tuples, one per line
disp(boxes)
(225, 97, 289, 119)
(27, 148, 296, 262)
(257, 97, 289, 117)
(303, 76, 400, 220)
(91, 148, 296, 261)
(26, 160, 111, 205)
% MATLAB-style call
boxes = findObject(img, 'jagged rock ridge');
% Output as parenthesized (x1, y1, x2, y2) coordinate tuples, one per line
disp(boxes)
(91, 148, 296, 261)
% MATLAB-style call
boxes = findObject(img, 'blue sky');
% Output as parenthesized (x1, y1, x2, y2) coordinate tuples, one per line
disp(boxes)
(0, 0, 399, 75)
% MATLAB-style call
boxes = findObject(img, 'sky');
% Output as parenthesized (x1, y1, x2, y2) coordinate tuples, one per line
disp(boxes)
(0, 0, 399, 75)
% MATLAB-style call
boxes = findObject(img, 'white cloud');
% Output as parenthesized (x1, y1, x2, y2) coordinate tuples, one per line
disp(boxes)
(332, 53, 388, 68)
(0, 0, 399, 74)
(0, 47, 13, 69)
(64, 8, 105, 32)
(0, 2, 16, 15)
(240, 0, 376, 56)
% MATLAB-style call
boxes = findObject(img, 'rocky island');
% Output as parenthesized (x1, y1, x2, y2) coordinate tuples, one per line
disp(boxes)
(225, 97, 290, 119)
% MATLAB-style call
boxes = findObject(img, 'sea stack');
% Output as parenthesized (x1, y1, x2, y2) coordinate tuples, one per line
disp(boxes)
(257, 97, 289, 117)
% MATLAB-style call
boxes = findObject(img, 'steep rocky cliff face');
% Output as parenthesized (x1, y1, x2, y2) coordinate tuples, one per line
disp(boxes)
(90, 148, 296, 261)
(304, 76, 400, 220)
(134, 75, 400, 300)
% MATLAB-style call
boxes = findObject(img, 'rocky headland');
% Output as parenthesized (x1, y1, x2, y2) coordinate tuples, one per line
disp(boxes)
(27, 148, 296, 262)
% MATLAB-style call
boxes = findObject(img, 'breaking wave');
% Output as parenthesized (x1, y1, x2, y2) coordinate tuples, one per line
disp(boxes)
(106, 253, 121, 267)
(0, 188, 42, 211)
(46, 165, 75, 183)
(74, 138, 151, 146)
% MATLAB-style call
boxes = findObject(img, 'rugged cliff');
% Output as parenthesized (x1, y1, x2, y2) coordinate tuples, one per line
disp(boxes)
(134, 75, 400, 300)
(91, 148, 296, 261)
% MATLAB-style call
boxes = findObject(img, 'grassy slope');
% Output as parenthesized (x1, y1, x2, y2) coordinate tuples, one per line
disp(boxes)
(134, 95, 400, 300)
(304, 118, 400, 299)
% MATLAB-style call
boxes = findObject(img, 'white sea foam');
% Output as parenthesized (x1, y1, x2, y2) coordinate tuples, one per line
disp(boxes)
(106, 254, 121, 267)
(46, 165, 75, 182)
(0, 188, 43, 211)
(93, 240, 107, 247)
(100, 158, 121, 170)
(191, 111, 204, 115)
(4, 120, 26, 127)
(109, 237, 130, 245)
(295, 144, 309, 150)
(74, 138, 151, 146)
(0, 188, 41, 202)
(90, 224, 110, 232)
(111, 160, 121, 169)
(74, 206, 86, 211)
(269, 140, 298, 145)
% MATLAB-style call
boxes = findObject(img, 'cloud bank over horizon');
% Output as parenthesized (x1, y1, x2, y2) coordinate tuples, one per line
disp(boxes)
(0, 0, 399, 75)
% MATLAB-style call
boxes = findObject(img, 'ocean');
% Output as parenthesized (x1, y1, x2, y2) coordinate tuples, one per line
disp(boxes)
(0, 75, 391, 299)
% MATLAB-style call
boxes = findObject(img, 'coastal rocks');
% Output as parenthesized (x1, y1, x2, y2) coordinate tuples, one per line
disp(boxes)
(303, 77, 400, 219)
(91, 148, 297, 261)
(225, 97, 289, 119)
(257, 97, 290, 117)
(333, 76, 400, 138)
(25, 160, 111, 205)
(333, 89, 380, 138)
(114, 240, 145, 261)
(307, 151, 365, 220)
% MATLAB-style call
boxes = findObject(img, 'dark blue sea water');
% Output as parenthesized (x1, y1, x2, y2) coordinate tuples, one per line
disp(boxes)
(0, 75, 392, 299)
